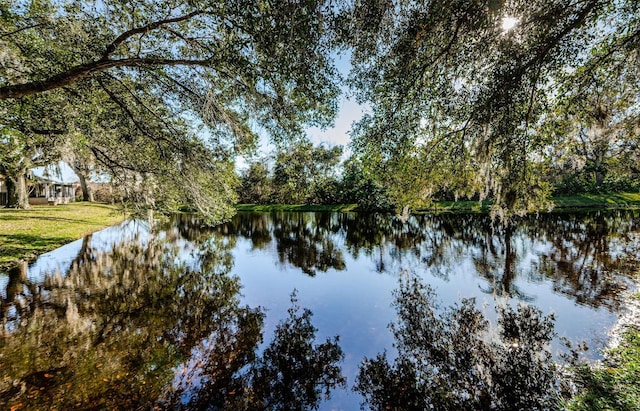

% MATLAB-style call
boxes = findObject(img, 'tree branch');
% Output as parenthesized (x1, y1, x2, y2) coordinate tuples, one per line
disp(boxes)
(0, 23, 44, 39)
(96, 78, 161, 143)
(0, 57, 214, 99)
(90, 145, 155, 174)
(102, 11, 202, 59)
(103, 72, 182, 144)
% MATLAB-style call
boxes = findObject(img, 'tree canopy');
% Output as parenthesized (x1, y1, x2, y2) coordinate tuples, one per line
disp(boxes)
(342, 0, 640, 219)
(1, 0, 639, 218)
(0, 0, 340, 219)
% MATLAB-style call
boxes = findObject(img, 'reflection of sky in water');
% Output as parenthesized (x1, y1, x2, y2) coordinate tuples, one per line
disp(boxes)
(0, 275, 7, 299)
(6, 210, 639, 411)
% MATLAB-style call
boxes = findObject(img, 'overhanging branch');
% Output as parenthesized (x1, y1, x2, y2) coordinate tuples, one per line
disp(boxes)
(102, 11, 202, 59)
(0, 57, 214, 99)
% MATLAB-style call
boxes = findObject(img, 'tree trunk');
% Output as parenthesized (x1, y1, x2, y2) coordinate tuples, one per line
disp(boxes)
(592, 147, 606, 187)
(78, 172, 94, 202)
(5, 171, 30, 209)
(67, 160, 94, 202)
(16, 172, 30, 209)
(595, 170, 604, 187)
(5, 178, 17, 208)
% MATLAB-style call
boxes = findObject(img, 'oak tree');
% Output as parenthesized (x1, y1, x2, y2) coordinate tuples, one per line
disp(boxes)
(342, 0, 640, 219)
(0, 0, 340, 220)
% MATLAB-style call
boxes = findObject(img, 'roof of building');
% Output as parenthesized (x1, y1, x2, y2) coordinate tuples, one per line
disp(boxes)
(31, 162, 79, 185)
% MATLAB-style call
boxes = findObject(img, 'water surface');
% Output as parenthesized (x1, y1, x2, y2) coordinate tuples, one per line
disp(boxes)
(1, 211, 638, 409)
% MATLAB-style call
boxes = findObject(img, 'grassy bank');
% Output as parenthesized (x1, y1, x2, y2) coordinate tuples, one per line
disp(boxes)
(566, 293, 640, 410)
(552, 192, 640, 209)
(0, 202, 125, 269)
(236, 193, 640, 213)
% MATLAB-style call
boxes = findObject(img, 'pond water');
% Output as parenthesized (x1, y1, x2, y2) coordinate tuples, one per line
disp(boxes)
(1, 210, 639, 410)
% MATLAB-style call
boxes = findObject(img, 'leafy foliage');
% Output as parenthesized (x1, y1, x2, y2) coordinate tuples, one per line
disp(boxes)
(342, 0, 640, 219)
(542, 61, 640, 194)
(0, 0, 340, 220)
(339, 157, 393, 211)
(271, 141, 343, 204)
(237, 142, 398, 211)
(239, 142, 348, 206)
(238, 162, 272, 204)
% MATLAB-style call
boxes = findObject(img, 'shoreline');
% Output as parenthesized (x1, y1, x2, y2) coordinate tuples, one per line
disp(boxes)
(4, 197, 637, 269)
(0, 202, 125, 271)
(236, 192, 640, 213)
(608, 281, 640, 351)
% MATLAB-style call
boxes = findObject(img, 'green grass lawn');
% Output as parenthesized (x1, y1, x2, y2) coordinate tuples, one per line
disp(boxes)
(421, 193, 640, 213)
(415, 199, 492, 213)
(552, 192, 640, 209)
(0, 202, 125, 269)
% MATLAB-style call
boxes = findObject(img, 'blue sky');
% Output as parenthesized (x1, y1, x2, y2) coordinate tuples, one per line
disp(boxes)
(307, 92, 366, 149)
(237, 52, 366, 169)
(304, 51, 365, 150)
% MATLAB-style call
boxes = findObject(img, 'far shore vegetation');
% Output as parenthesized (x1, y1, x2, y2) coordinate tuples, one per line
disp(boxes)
(0, 202, 125, 270)
(4, 192, 639, 270)
(237, 192, 640, 213)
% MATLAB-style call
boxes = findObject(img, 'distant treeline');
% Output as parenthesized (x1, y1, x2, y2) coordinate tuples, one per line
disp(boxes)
(237, 141, 640, 210)
(237, 142, 392, 211)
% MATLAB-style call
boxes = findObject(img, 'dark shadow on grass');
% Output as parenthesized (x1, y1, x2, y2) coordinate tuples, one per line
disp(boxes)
(0, 215, 114, 225)
(0, 234, 78, 265)
(572, 366, 637, 411)
(20, 215, 102, 224)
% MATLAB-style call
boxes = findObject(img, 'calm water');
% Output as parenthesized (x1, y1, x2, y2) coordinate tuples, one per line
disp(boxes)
(1, 211, 639, 410)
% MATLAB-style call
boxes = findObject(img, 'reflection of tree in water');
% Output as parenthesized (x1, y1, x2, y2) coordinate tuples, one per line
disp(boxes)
(1, 262, 32, 329)
(338, 211, 535, 300)
(271, 212, 346, 276)
(217, 210, 640, 308)
(527, 211, 640, 310)
(2, 211, 638, 409)
(339, 213, 431, 273)
(349, 211, 638, 306)
(419, 213, 494, 279)
(355, 274, 562, 410)
(0, 231, 345, 410)
(163, 293, 345, 410)
(208, 212, 347, 276)
(448, 211, 639, 306)
(215, 212, 274, 251)
(472, 224, 537, 302)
